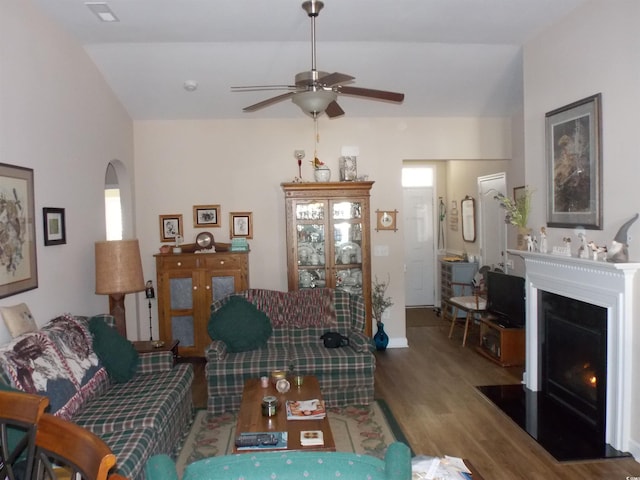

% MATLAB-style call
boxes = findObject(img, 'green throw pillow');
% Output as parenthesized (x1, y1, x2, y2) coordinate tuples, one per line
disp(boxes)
(208, 296, 272, 352)
(89, 316, 139, 383)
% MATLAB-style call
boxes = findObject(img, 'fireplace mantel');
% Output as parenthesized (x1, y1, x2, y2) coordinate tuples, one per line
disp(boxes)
(508, 249, 640, 455)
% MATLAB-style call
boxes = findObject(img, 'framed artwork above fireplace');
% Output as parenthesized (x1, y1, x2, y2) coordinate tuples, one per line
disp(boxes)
(545, 93, 602, 229)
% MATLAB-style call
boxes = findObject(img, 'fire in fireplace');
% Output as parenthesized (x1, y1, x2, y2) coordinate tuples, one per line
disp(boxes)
(540, 291, 607, 436)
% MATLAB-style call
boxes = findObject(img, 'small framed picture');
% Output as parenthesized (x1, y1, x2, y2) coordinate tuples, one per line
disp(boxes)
(230, 212, 253, 239)
(375, 209, 398, 232)
(193, 204, 221, 228)
(159, 214, 183, 242)
(43, 207, 66, 246)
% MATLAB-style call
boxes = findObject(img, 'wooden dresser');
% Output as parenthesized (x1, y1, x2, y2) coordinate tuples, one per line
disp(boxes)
(155, 251, 249, 357)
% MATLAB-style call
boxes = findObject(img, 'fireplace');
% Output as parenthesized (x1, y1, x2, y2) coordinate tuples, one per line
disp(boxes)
(540, 291, 607, 435)
(512, 250, 640, 458)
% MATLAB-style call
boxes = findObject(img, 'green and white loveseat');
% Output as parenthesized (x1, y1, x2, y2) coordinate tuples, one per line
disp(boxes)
(0, 314, 194, 479)
(205, 288, 375, 414)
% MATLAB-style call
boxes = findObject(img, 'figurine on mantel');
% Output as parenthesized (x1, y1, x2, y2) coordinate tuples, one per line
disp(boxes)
(539, 227, 548, 253)
(587, 241, 607, 261)
(577, 232, 590, 259)
(607, 213, 639, 263)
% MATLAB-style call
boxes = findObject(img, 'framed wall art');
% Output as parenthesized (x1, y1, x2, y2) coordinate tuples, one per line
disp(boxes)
(193, 204, 220, 228)
(0, 163, 38, 298)
(230, 212, 253, 239)
(375, 209, 398, 232)
(43, 207, 66, 246)
(546, 93, 602, 229)
(159, 214, 183, 242)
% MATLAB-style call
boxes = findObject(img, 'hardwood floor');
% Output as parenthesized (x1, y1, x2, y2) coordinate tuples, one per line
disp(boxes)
(185, 315, 640, 479)
(376, 319, 640, 480)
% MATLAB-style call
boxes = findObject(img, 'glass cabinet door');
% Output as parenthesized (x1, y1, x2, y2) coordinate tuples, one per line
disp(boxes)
(332, 200, 364, 295)
(295, 201, 327, 289)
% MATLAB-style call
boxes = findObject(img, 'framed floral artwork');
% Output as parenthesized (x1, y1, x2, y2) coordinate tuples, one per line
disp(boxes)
(0, 163, 37, 298)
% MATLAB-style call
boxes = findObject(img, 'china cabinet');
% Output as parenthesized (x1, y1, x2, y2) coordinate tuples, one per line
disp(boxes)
(155, 251, 249, 357)
(282, 182, 374, 336)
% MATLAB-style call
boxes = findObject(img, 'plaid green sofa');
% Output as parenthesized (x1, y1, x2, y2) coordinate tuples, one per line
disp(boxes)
(0, 314, 194, 480)
(205, 288, 375, 414)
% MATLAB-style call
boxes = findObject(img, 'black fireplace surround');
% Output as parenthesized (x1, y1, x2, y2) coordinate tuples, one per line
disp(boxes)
(478, 290, 630, 461)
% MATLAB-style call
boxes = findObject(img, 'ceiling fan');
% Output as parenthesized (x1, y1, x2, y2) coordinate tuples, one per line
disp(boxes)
(231, 0, 405, 118)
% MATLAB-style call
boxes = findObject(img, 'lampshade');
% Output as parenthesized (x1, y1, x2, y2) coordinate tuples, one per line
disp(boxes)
(292, 89, 337, 115)
(95, 239, 145, 295)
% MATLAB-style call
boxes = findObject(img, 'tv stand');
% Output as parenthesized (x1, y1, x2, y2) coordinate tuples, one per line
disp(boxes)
(476, 315, 525, 367)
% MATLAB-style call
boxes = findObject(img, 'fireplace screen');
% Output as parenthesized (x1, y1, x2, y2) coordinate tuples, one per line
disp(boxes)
(540, 291, 606, 432)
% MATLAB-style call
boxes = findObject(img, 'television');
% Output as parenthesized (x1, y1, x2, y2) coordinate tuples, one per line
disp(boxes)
(486, 271, 526, 328)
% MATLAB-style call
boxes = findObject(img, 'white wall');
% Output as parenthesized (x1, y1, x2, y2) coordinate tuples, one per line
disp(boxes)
(522, 0, 640, 457)
(0, 0, 134, 344)
(134, 117, 511, 346)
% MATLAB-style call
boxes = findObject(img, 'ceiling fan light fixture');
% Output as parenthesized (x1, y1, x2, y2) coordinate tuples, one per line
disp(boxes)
(292, 89, 336, 115)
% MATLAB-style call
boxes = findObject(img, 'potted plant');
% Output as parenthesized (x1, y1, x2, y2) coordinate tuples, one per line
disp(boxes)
(493, 187, 533, 249)
(372, 275, 394, 350)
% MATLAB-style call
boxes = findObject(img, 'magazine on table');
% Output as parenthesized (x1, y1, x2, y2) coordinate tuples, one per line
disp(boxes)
(235, 432, 288, 450)
(285, 399, 326, 420)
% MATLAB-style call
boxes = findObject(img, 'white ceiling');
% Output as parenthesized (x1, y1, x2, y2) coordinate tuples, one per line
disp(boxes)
(30, 0, 587, 120)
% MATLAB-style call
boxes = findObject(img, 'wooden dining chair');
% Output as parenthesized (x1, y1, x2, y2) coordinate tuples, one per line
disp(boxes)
(0, 390, 49, 480)
(34, 413, 119, 480)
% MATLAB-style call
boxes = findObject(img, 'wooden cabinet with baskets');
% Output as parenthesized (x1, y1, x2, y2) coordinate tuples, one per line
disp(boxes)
(282, 181, 374, 336)
(155, 251, 249, 357)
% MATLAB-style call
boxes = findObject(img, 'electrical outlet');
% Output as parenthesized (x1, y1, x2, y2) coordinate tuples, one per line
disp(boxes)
(506, 259, 514, 269)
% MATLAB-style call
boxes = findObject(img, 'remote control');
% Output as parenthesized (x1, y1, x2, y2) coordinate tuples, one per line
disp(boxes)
(235, 433, 278, 447)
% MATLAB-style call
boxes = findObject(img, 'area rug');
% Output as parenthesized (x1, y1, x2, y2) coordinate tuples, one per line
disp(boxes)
(175, 400, 409, 477)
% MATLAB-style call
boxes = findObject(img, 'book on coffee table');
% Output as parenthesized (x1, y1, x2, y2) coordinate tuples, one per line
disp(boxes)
(285, 399, 326, 420)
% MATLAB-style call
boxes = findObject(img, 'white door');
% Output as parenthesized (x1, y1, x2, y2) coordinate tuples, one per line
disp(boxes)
(478, 173, 507, 271)
(403, 186, 435, 306)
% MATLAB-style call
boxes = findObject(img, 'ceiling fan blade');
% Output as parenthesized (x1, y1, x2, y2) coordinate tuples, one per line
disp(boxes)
(232, 85, 298, 92)
(317, 72, 355, 87)
(325, 100, 345, 118)
(337, 86, 405, 103)
(243, 92, 296, 112)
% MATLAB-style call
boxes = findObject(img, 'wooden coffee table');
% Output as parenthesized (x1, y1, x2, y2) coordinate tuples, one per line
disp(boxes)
(233, 375, 336, 453)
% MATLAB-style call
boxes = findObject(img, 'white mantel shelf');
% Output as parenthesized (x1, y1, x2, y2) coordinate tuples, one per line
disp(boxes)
(510, 248, 640, 456)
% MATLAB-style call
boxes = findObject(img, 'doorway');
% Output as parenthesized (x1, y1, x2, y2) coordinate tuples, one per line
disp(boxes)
(477, 172, 507, 271)
(402, 167, 435, 306)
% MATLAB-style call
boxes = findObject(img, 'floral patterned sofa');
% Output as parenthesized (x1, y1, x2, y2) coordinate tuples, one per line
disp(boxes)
(0, 314, 194, 479)
(205, 288, 375, 414)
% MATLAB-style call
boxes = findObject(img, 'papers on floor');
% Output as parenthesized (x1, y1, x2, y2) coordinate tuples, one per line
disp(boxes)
(300, 430, 324, 446)
(285, 399, 326, 420)
(411, 455, 472, 479)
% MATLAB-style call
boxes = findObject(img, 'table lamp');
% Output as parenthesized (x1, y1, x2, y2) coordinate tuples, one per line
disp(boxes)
(95, 239, 145, 338)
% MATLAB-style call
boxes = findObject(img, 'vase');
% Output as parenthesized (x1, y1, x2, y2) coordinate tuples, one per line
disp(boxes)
(314, 167, 331, 182)
(516, 226, 532, 251)
(374, 322, 389, 351)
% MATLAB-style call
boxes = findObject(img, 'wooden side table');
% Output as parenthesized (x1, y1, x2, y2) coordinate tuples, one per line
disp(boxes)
(132, 339, 180, 364)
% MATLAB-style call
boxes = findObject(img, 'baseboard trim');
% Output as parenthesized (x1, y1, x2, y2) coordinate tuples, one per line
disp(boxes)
(386, 337, 408, 348)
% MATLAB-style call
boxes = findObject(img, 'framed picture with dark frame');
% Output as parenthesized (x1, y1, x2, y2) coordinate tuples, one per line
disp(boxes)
(159, 214, 183, 242)
(0, 163, 38, 298)
(546, 93, 602, 229)
(230, 212, 253, 239)
(43, 207, 66, 246)
(193, 204, 221, 228)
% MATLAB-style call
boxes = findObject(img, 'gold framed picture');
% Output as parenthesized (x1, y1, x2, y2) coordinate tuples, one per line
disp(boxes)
(230, 212, 253, 239)
(375, 209, 398, 232)
(159, 214, 183, 242)
(193, 204, 220, 228)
